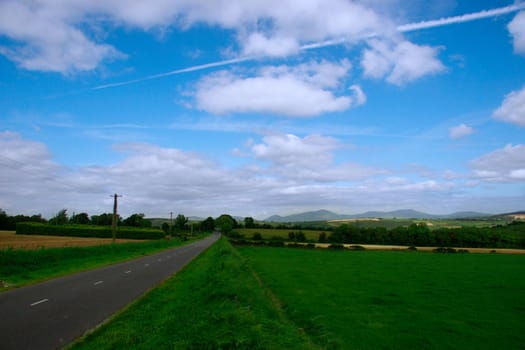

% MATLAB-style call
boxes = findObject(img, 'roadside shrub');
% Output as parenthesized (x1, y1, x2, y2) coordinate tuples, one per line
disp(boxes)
(287, 243, 303, 248)
(305, 243, 316, 249)
(433, 247, 457, 254)
(229, 239, 248, 246)
(328, 244, 345, 250)
(267, 241, 285, 247)
(252, 232, 262, 241)
(227, 231, 243, 239)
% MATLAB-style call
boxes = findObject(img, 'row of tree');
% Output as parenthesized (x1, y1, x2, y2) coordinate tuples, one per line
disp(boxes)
(0, 209, 243, 235)
(0, 209, 152, 230)
(326, 222, 525, 248)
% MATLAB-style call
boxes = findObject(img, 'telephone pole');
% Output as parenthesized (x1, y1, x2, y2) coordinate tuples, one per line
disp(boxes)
(111, 193, 122, 243)
(170, 212, 173, 235)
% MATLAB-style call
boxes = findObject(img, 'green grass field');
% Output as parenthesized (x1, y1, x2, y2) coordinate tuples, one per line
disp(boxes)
(69, 238, 315, 350)
(239, 247, 525, 349)
(67, 239, 525, 349)
(0, 236, 204, 291)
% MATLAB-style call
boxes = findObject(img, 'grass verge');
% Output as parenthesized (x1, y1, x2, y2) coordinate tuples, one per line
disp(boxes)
(239, 247, 525, 350)
(0, 236, 205, 291)
(68, 237, 316, 350)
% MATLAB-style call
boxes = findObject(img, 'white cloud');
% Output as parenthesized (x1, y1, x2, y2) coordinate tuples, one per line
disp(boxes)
(361, 38, 445, 85)
(194, 60, 364, 117)
(242, 33, 300, 57)
(0, 1, 124, 74)
(493, 85, 525, 127)
(508, 11, 525, 55)
(469, 144, 525, 182)
(1, 132, 523, 218)
(0, 0, 383, 74)
(449, 124, 474, 139)
(251, 133, 383, 181)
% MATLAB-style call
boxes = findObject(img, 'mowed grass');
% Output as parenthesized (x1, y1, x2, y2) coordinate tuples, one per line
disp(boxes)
(69, 238, 316, 350)
(0, 236, 203, 291)
(239, 247, 525, 349)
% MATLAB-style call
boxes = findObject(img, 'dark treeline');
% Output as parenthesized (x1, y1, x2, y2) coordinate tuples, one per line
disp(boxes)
(0, 210, 47, 230)
(0, 209, 152, 230)
(321, 222, 524, 248)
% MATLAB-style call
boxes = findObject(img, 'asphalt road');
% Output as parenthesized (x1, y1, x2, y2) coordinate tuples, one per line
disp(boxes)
(0, 233, 220, 350)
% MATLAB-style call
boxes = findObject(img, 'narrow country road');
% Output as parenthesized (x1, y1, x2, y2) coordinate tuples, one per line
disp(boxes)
(0, 233, 220, 350)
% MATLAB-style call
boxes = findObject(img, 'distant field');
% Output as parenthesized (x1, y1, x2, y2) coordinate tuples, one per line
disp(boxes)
(239, 247, 525, 349)
(236, 228, 326, 241)
(325, 217, 510, 229)
(0, 231, 140, 250)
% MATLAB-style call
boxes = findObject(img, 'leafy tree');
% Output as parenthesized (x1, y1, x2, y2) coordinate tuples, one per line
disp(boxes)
(252, 232, 262, 240)
(288, 232, 296, 241)
(123, 213, 152, 228)
(215, 214, 237, 234)
(49, 209, 68, 225)
(244, 217, 255, 228)
(200, 217, 215, 232)
(296, 231, 306, 242)
(161, 222, 170, 234)
(0, 209, 8, 229)
(70, 212, 90, 225)
(91, 213, 116, 226)
(318, 232, 327, 243)
(174, 214, 188, 231)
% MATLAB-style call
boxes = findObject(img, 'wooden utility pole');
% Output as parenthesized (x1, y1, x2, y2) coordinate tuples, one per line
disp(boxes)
(170, 212, 173, 235)
(111, 193, 122, 243)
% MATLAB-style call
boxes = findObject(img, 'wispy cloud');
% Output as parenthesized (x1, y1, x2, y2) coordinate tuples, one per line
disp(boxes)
(92, 4, 524, 91)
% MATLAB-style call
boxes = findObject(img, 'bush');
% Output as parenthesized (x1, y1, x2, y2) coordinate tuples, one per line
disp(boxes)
(16, 222, 165, 240)
(328, 244, 345, 250)
(433, 247, 457, 254)
(252, 232, 263, 241)
(267, 241, 285, 247)
(348, 245, 366, 251)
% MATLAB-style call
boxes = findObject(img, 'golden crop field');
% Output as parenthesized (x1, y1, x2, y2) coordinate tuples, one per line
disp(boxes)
(0, 231, 142, 250)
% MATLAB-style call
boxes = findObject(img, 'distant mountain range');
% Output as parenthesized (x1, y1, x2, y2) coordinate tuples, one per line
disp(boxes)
(264, 209, 492, 222)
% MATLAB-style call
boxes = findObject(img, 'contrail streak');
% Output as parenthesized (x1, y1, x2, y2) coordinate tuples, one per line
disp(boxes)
(397, 3, 525, 32)
(93, 4, 524, 90)
(93, 56, 255, 90)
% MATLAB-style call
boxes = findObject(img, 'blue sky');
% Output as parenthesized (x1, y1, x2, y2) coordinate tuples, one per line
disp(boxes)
(1, 0, 524, 219)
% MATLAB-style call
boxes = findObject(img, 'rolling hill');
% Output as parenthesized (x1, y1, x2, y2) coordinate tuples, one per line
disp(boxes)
(264, 209, 490, 222)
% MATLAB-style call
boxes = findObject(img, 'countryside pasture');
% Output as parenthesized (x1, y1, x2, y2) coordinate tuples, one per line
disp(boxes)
(240, 246, 525, 349)
(68, 238, 525, 349)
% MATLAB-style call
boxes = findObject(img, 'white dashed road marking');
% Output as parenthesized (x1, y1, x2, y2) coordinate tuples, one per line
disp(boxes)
(30, 299, 49, 307)
(94, 281, 103, 286)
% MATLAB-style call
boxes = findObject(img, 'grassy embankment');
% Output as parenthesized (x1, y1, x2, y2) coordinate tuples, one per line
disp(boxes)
(69, 237, 316, 350)
(239, 247, 525, 349)
(0, 235, 205, 291)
